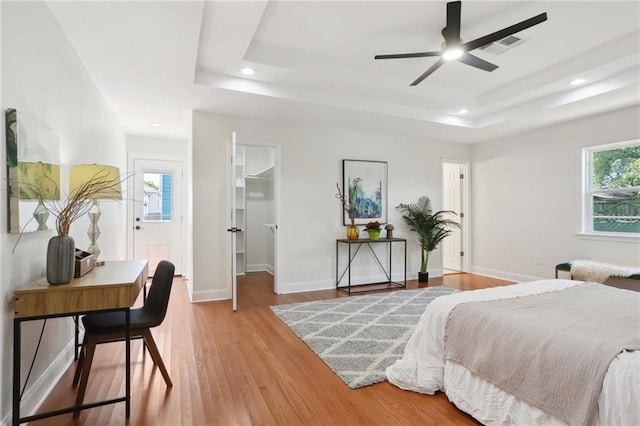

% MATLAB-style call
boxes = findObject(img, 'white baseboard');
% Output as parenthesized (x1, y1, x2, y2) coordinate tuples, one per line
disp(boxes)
(3, 339, 75, 425)
(280, 279, 334, 294)
(470, 266, 544, 283)
(246, 263, 274, 274)
(188, 279, 229, 302)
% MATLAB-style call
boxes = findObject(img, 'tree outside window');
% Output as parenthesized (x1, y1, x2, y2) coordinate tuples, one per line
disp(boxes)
(585, 141, 640, 234)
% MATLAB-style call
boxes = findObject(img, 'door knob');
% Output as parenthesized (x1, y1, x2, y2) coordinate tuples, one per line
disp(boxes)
(135, 225, 142, 230)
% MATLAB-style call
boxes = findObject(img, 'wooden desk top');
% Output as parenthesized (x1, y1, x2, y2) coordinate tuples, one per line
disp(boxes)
(14, 260, 149, 319)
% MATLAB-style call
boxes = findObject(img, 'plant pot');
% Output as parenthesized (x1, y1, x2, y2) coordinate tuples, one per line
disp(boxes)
(418, 271, 429, 283)
(46, 235, 75, 285)
(367, 230, 381, 240)
(346, 219, 359, 240)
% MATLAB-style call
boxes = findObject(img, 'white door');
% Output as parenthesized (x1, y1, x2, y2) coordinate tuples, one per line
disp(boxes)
(442, 162, 463, 271)
(133, 158, 184, 276)
(228, 132, 239, 311)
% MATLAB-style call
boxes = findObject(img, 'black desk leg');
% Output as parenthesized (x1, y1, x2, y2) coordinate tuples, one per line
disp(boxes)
(348, 243, 352, 294)
(74, 315, 79, 360)
(335, 240, 339, 289)
(125, 309, 131, 418)
(13, 319, 21, 426)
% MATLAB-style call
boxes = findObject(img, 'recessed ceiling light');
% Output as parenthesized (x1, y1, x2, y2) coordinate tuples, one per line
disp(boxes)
(457, 108, 468, 114)
(240, 67, 256, 76)
(442, 48, 463, 61)
(570, 78, 587, 85)
(151, 123, 161, 127)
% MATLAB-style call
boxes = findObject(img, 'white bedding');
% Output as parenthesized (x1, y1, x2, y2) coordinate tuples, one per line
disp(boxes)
(386, 279, 640, 425)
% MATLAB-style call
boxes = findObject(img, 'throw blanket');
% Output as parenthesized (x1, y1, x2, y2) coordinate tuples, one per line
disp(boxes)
(570, 259, 640, 283)
(444, 284, 640, 426)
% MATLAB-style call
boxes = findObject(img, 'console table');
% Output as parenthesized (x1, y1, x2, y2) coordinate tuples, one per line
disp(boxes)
(336, 238, 407, 294)
(13, 259, 148, 425)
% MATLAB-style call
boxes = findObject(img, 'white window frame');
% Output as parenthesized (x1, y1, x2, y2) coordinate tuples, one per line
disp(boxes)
(581, 139, 640, 239)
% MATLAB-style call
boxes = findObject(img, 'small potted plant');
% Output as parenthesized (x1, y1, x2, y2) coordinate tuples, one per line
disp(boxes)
(363, 221, 381, 240)
(396, 196, 459, 282)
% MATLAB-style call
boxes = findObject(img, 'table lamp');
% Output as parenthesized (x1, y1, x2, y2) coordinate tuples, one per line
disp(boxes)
(69, 164, 121, 265)
(17, 161, 61, 230)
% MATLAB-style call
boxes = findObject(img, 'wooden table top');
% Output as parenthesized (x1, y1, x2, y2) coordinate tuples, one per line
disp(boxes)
(14, 259, 148, 319)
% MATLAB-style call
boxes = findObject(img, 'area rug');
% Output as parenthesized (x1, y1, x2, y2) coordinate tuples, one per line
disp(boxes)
(270, 286, 457, 389)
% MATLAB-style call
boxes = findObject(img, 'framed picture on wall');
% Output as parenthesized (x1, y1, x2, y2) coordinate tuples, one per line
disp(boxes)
(342, 159, 388, 225)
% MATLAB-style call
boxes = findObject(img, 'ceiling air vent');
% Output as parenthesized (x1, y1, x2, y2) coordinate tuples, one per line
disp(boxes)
(478, 35, 526, 55)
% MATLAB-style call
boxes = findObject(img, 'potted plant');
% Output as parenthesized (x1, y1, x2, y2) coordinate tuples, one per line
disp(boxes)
(14, 167, 125, 284)
(363, 221, 381, 240)
(396, 196, 460, 282)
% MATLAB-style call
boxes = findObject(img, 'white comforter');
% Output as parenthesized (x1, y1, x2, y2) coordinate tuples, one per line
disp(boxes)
(386, 279, 640, 425)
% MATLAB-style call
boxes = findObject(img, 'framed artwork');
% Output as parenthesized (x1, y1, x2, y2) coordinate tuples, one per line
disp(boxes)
(342, 159, 388, 225)
(5, 108, 61, 233)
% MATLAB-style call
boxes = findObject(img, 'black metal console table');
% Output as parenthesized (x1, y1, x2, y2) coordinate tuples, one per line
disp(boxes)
(336, 238, 407, 294)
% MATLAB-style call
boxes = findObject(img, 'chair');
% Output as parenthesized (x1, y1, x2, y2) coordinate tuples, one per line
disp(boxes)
(72, 260, 175, 414)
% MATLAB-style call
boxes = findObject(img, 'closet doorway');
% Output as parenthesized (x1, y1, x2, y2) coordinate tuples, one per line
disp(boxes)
(234, 143, 278, 297)
(442, 160, 469, 274)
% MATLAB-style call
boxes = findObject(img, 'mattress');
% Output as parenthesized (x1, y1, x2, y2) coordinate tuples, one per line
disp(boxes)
(385, 279, 640, 425)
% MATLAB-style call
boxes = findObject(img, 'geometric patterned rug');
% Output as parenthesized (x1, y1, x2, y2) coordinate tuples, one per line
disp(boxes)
(270, 286, 457, 389)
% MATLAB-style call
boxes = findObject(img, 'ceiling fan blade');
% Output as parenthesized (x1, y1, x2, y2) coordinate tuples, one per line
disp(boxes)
(462, 12, 548, 52)
(458, 52, 498, 72)
(375, 51, 441, 60)
(410, 58, 445, 86)
(445, 1, 462, 46)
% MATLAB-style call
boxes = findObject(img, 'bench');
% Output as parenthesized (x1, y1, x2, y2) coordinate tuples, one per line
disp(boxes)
(555, 262, 640, 280)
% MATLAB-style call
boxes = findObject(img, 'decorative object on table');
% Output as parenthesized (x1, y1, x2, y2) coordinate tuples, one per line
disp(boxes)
(342, 159, 388, 226)
(364, 221, 381, 240)
(43, 165, 125, 284)
(271, 286, 457, 388)
(5, 108, 61, 234)
(74, 249, 95, 278)
(335, 182, 359, 240)
(47, 235, 76, 285)
(397, 196, 460, 283)
(385, 223, 394, 239)
(69, 164, 122, 265)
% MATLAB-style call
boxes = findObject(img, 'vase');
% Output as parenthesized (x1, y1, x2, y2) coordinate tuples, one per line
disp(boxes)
(367, 230, 381, 240)
(46, 235, 75, 285)
(346, 219, 359, 240)
(418, 271, 429, 283)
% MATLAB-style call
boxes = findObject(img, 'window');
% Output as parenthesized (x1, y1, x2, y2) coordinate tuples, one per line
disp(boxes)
(143, 172, 173, 222)
(582, 140, 640, 235)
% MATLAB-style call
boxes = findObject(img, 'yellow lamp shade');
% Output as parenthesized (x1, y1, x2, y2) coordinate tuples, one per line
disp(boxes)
(69, 164, 122, 200)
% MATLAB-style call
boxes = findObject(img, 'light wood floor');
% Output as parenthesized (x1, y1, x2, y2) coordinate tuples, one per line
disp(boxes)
(33, 272, 513, 425)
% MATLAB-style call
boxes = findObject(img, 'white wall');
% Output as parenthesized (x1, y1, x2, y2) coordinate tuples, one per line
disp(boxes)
(191, 111, 471, 300)
(0, 2, 127, 422)
(127, 134, 187, 158)
(471, 106, 640, 282)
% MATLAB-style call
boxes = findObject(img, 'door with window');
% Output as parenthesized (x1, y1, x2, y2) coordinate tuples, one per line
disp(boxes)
(133, 158, 184, 276)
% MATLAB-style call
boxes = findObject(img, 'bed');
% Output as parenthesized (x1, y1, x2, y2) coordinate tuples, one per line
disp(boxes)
(386, 279, 640, 426)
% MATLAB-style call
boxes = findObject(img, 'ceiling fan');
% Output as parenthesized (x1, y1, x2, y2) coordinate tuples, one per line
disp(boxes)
(374, 1, 548, 86)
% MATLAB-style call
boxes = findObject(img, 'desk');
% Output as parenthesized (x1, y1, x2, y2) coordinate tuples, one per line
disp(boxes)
(13, 259, 148, 425)
(336, 238, 407, 294)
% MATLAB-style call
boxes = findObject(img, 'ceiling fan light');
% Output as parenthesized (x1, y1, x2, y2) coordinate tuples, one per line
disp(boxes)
(443, 48, 463, 61)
